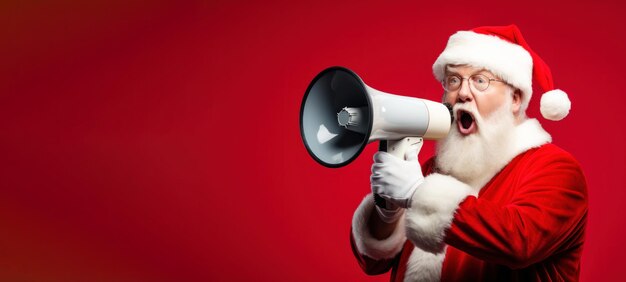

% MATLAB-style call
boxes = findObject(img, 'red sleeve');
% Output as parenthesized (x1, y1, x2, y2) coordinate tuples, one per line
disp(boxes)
(444, 146, 588, 269)
(349, 230, 398, 275)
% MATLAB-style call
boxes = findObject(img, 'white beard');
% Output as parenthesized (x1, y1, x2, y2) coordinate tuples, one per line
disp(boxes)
(435, 99, 517, 190)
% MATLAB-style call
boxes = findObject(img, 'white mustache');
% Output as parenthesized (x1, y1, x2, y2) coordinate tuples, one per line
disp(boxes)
(452, 103, 484, 126)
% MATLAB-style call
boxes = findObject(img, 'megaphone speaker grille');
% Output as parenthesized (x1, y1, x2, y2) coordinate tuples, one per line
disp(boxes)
(300, 67, 373, 167)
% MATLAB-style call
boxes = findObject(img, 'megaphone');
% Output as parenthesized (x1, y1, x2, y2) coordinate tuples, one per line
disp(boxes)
(300, 66, 452, 167)
(300, 66, 453, 208)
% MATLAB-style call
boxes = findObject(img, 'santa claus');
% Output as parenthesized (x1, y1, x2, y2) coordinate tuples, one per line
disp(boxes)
(350, 25, 587, 281)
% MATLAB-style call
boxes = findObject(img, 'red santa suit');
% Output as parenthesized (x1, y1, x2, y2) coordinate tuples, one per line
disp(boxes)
(350, 119, 588, 281)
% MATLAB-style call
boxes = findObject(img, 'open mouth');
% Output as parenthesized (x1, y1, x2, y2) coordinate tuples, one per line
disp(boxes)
(457, 110, 477, 135)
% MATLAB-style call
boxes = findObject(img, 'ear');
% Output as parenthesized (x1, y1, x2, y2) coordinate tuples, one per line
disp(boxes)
(511, 89, 522, 116)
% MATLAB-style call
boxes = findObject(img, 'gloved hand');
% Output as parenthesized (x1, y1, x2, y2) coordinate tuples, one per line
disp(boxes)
(371, 141, 424, 218)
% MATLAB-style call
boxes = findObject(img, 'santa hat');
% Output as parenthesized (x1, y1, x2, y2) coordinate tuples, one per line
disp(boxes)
(432, 24, 571, 121)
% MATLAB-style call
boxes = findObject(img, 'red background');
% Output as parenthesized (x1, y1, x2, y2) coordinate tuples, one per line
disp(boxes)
(1, 0, 624, 281)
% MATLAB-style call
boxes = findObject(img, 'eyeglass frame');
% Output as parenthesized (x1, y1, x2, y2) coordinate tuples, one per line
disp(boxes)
(441, 73, 507, 93)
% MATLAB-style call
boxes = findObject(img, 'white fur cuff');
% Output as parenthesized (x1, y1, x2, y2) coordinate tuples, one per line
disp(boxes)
(351, 194, 407, 260)
(406, 173, 474, 253)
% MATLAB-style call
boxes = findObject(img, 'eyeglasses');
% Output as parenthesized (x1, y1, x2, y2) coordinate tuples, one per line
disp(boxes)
(442, 74, 506, 92)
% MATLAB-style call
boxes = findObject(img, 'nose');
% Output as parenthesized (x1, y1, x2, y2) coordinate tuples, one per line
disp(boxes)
(457, 78, 473, 103)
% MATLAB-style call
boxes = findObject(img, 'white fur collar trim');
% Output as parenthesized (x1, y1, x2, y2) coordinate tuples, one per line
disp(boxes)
(511, 118, 552, 157)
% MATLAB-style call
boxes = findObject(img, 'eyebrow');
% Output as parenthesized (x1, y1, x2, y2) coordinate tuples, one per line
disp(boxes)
(445, 67, 494, 77)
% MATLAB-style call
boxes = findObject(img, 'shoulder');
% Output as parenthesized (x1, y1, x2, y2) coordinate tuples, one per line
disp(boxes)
(508, 118, 579, 170)
(515, 144, 587, 193)
(521, 143, 582, 168)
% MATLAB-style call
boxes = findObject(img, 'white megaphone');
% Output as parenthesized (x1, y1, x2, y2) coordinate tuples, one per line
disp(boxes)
(299, 67, 453, 207)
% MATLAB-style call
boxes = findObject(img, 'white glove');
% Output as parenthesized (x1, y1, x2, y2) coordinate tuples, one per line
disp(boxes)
(371, 142, 424, 213)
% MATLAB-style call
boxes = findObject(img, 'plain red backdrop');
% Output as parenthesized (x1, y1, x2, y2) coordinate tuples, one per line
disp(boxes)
(1, 0, 624, 281)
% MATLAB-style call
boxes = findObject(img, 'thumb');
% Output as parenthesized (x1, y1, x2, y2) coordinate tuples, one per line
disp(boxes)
(404, 139, 423, 162)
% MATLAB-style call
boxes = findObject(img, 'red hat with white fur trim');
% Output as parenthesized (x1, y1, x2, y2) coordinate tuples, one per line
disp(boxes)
(432, 24, 571, 121)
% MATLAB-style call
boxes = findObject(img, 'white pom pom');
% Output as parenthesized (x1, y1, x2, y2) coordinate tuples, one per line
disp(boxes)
(540, 89, 571, 121)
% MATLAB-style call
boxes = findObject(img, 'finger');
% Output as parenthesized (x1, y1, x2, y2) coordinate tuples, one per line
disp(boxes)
(373, 151, 396, 163)
(373, 151, 387, 163)
(370, 174, 386, 186)
(371, 163, 385, 174)
(370, 173, 384, 181)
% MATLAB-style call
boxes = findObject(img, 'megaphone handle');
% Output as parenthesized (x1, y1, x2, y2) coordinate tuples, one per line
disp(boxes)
(374, 137, 423, 209)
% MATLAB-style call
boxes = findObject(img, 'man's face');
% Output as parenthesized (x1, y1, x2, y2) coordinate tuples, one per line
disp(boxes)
(443, 65, 521, 136)
(436, 65, 523, 185)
